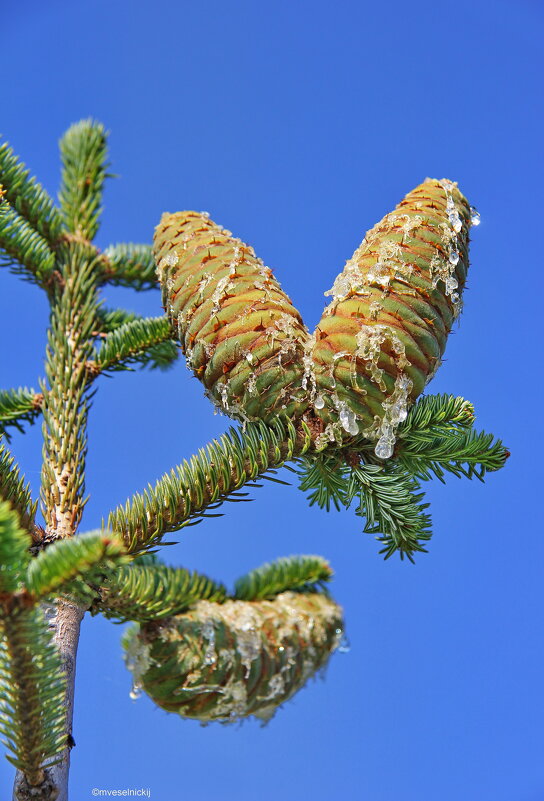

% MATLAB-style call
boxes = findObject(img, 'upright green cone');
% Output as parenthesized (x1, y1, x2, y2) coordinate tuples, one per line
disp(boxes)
(123, 591, 343, 723)
(153, 212, 310, 421)
(309, 178, 474, 456)
(154, 180, 477, 459)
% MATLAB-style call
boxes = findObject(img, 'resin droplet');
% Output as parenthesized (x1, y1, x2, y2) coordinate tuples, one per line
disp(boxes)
(218, 382, 230, 410)
(470, 207, 481, 226)
(449, 250, 460, 266)
(338, 403, 359, 436)
(164, 251, 179, 267)
(375, 437, 394, 459)
(389, 400, 408, 425)
(129, 683, 142, 701)
(202, 620, 217, 666)
(445, 276, 458, 295)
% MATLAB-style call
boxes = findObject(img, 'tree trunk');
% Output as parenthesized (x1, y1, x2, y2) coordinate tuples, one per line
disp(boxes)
(13, 600, 85, 801)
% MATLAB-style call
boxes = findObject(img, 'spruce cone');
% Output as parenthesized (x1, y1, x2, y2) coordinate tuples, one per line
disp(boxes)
(153, 212, 311, 421)
(123, 591, 343, 723)
(309, 178, 474, 456)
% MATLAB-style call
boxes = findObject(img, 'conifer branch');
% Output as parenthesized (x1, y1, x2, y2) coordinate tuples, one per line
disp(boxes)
(58, 120, 109, 240)
(0, 447, 37, 536)
(397, 394, 476, 438)
(0, 501, 31, 594)
(24, 532, 127, 601)
(107, 417, 312, 554)
(0, 140, 64, 243)
(0, 504, 66, 791)
(0, 194, 55, 283)
(295, 452, 350, 512)
(101, 243, 157, 290)
(88, 316, 179, 375)
(94, 307, 139, 336)
(296, 453, 432, 560)
(347, 463, 432, 561)
(93, 561, 227, 622)
(395, 394, 508, 482)
(0, 607, 66, 789)
(295, 394, 508, 560)
(0, 387, 43, 440)
(396, 427, 508, 482)
(234, 555, 333, 601)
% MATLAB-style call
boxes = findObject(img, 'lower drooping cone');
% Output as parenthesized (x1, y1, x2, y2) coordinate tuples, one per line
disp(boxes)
(309, 179, 473, 456)
(122, 592, 343, 723)
(153, 212, 311, 421)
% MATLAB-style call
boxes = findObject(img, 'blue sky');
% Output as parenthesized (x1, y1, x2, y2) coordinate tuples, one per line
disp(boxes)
(1, 1, 543, 799)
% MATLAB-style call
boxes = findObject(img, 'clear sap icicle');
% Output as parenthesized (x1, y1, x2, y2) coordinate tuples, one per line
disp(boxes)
(338, 402, 359, 436)
(314, 393, 325, 410)
(164, 251, 179, 267)
(470, 206, 481, 226)
(375, 433, 395, 460)
(374, 373, 413, 459)
(129, 682, 142, 701)
(202, 619, 217, 666)
(436, 179, 467, 318)
(449, 250, 460, 266)
(218, 382, 230, 410)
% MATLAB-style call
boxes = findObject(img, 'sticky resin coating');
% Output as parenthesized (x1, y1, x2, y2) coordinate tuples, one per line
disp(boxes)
(123, 592, 344, 723)
(310, 178, 475, 457)
(153, 212, 311, 422)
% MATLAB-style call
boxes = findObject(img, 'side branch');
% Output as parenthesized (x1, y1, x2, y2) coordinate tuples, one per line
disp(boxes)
(0, 194, 55, 283)
(100, 243, 157, 290)
(93, 308, 139, 336)
(92, 561, 227, 623)
(0, 141, 64, 243)
(0, 388, 43, 440)
(0, 445, 37, 535)
(234, 555, 333, 600)
(2, 606, 67, 796)
(87, 316, 179, 376)
(107, 417, 312, 554)
(25, 532, 128, 601)
(0, 504, 66, 799)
